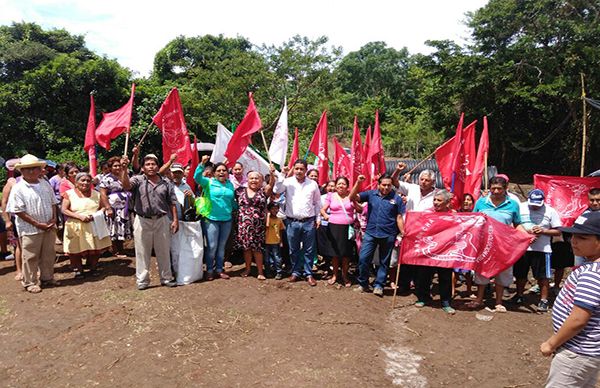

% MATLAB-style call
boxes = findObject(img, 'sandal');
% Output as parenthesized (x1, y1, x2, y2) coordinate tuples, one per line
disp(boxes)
(241, 271, 250, 278)
(494, 304, 507, 313)
(14, 272, 23, 281)
(26, 285, 42, 293)
(327, 277, 337, 285)
(465, 301, 484, 310)
(257, 275, 266, 281)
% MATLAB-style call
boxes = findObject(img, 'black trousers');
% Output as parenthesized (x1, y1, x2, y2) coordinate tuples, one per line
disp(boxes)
(416, 265, 453, 304)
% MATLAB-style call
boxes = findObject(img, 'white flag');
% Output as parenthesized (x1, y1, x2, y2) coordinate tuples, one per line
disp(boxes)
(268, 98, 288, 166)
(211, 123, 271, 176)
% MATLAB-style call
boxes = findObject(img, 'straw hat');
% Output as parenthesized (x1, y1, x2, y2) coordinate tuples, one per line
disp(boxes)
(15, 154, 47, 170)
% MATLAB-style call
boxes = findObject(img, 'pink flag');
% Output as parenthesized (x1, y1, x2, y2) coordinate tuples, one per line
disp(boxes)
(83, 94, 97, 176)
(287, 127, 300, 171)
(400, 212, 532, 278)
(350, 116, 363, 186)
(465, 116, 489, 200)
(223, 92, 262, 168)
(153, 88, 192, 166)
(333, 137, 352, 179)
(95, 84, 135, 150)
(534, 175, 600, 226)
(307, 111, 329, 186)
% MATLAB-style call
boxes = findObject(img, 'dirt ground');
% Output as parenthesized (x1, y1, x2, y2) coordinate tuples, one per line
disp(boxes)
(0, 252, 554, 388)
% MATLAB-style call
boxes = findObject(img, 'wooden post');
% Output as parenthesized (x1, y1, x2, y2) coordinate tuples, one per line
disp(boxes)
(580, 72, 587, 177)
(391, 258, 402, 309)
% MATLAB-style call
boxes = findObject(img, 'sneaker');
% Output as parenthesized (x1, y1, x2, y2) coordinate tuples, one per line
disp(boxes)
(373, 287, 384, 297)
(137, 283, 149, 291)
(161, 280, 177, 287)
(74, 271, 85, 279)
(442, 305, 456, 315)
(274, 273, 283, 280)
(414, 301, 426, 308)
(537, 299, 550, 312)
(509, 294, 524, 304)
(354, 285, 372, 293)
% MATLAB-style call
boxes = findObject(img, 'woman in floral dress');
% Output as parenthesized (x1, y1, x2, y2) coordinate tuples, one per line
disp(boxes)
(235, 167, 275, 280)
(99, 156, 132, 257)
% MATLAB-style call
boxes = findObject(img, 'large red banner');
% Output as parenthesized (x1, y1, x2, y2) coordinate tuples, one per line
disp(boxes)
(400, 212, 532, 278)
(534, 174, 600, 226)
(153, 88, 192, 166)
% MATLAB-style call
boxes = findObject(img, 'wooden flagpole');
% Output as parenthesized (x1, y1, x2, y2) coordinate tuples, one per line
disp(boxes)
(484, 152, 489, 190)
(136, 123, 155, 150)
(580, 72, 587, 177)
(406, 150, 436, 175)
(391, 258, 402, 309)
(123, 132, 130, 157)
(260, 130, 272, 165)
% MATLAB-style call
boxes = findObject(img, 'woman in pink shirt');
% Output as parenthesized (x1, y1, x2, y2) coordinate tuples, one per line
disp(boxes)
(320, 177, 361, 287)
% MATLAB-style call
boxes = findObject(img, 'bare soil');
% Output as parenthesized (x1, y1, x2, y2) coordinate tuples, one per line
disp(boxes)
(0, 253, 553, 387)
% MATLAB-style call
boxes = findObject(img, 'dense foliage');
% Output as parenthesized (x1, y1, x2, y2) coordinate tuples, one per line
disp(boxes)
(1, 0, 599, 178)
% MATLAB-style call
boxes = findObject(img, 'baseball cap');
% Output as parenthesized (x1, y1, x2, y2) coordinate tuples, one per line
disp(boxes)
(528, 189, 545, 207)
(143, 154, 159, 163)
(559, 211, 600, 236)
(170, 163, 184, 172)
(496, 173, 510, 183)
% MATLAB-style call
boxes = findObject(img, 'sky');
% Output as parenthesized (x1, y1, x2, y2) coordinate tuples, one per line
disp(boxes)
(0, 0, 489, 77)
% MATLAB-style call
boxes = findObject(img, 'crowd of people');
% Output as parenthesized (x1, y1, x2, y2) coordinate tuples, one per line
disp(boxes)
(1, 152, 599, 386)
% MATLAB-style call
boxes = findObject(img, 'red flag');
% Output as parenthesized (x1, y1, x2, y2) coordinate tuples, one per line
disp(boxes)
(84, 93, 97, 176)
(400, 212, 532, 278)
(153, 88, 192, 166)
(287, 127, 300, 171)
(307, 111, 329, 186)
(187, 136, 199, 192)
(95, 84, 135, 150)
(350, 116, 363, 186)
(368, 110, 386, 177)
(223, 92, 262, 168)
(363, 125, 372, 189)
(534, 174, 600, 226)
(333, 137, 352, 180)
(435, 117, 476, 207)
(465, 116, 489, 200)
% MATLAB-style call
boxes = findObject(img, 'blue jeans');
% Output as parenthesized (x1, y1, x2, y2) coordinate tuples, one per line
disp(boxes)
(285, 218, 316, 278)
(358, 233, 396, 289)
(265, 244, 283, 275)
(203, 219, 232, 274)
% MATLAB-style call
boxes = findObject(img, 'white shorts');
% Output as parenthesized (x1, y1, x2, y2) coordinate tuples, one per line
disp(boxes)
(474, 266, 513, 288)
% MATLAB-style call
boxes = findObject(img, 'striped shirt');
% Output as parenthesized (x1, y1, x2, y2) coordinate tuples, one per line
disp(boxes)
(6, 179, 58, 236)
(551, 261, 600, 357)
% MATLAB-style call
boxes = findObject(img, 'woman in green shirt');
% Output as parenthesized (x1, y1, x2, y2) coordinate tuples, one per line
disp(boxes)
(194, 156, 236, 280)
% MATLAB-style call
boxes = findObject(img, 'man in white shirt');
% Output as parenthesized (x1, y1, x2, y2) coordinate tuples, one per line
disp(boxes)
(274, 159, 321, 286)
(512, 189, 562, 312)
(391, 163, 437, 293)
(391, 163, 437, 212)
(6, 154, 59, 293)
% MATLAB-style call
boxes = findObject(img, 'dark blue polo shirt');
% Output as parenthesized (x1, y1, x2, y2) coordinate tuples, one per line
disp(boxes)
(359, 190, 406, 238)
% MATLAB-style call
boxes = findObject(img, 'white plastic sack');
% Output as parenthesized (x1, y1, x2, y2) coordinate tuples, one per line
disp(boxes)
(170, 221, 204, 285)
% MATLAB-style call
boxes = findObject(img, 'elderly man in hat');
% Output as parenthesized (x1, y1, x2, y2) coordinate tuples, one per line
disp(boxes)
(6, 154, 59, 293)
(169, 162, 194, 221)
(120, 153, 178, 290)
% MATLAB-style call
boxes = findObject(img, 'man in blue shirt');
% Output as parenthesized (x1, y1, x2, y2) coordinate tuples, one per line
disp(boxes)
(350, 174, 405, 297)
(467, 176, 524, 312)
